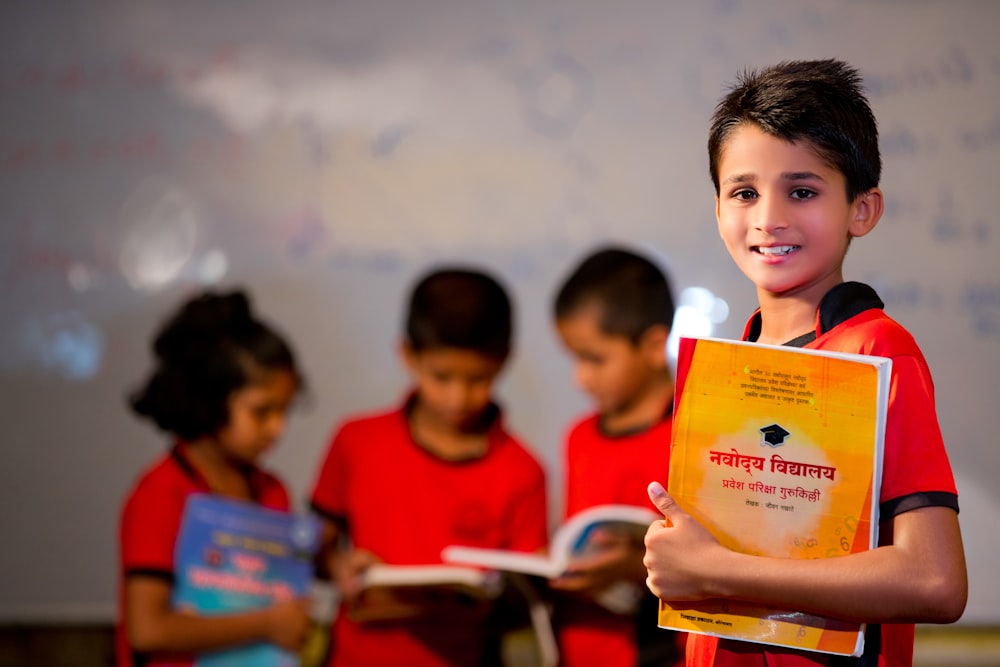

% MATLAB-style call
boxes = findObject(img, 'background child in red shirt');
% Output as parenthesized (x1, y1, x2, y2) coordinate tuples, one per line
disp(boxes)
(117, 289, 311, 667)
(310, 267, 548, 667)
(551, 247, 684, 667)
(643, 58, 968, 667)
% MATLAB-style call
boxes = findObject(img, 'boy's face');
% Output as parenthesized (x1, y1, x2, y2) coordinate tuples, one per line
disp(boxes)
(715, 123, 881, 302)
(215, 368, 298, 465)
(403, 345, 505, 432)
(556, 308, 665, 418)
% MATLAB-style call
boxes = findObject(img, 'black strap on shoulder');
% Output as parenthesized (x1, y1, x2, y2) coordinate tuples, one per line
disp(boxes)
(817, 282, 885, 335)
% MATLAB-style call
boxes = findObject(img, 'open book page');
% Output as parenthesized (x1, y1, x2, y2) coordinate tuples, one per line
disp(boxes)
(359, 564, 500, 595)
(442, 504, 660, 579)
(443, 504, 660, 614)
(172, 494, 321, 667)
(659, 336, 890, 658)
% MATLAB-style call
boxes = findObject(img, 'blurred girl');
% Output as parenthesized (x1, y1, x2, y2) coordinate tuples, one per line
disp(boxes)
(117, 289, 311, 667)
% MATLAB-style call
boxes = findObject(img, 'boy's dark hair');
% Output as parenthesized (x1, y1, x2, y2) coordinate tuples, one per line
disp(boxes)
(405, 267, 512, 359)
(129, 289, 302, 441)
(708, 58, 881, 203)
(554, 247, 675, 343)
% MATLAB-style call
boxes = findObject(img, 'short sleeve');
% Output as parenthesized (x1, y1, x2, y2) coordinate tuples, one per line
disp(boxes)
(880, 354, 957, 509)
(120, 478, 187, 576)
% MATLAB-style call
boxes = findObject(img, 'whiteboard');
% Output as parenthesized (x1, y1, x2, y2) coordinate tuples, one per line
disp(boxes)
(1, 0, 998, 625)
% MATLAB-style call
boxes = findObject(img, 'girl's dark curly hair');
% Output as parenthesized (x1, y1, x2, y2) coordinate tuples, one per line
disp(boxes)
(128, 289, 302, 441)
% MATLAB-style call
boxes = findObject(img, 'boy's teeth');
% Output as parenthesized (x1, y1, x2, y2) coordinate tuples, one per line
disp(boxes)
(758, 245, 796, 256)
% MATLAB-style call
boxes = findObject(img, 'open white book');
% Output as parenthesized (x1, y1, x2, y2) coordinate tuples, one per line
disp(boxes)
(442, 504, 661, 615)
(358, 563, 502, 597)
(441, 504, 660, 579)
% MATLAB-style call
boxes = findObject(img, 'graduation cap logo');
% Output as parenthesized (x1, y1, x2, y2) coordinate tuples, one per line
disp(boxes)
(759, 423, 790, 448)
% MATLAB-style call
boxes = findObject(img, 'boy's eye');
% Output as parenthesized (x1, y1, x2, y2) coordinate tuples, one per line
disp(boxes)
(732, 188, 757, 201)
(249, 405, 272, 421)
(790, 188, 816, 200)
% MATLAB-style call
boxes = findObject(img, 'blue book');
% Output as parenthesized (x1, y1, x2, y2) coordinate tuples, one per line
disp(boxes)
(173, 493, 320, 667)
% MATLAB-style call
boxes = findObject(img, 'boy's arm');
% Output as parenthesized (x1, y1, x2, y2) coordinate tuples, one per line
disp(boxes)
(643, 483, 967, 624)
(126, 576, 310, 654)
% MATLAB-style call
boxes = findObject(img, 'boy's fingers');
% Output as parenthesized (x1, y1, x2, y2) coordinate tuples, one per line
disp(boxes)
(647, 481, 679, 525)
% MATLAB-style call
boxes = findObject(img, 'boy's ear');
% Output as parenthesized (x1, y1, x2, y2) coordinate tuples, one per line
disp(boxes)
(849, 188, 884, 238)
(399, 340, 418, 372)
(639, 324, 670, 367)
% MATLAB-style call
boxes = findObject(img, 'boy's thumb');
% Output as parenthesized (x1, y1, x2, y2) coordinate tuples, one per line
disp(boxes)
(647, 481, 679, 525)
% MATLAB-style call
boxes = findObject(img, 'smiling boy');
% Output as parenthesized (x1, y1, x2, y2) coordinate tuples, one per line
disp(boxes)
(643, 59, 967, 667)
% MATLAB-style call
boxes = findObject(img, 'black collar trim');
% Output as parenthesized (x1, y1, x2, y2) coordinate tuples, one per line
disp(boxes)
(170, 443, 202, 485)
(169, 442, 265, 502)
(818, 281, 885, 334)
(402, 393, 502, 463)
(747, 282, 885, 346)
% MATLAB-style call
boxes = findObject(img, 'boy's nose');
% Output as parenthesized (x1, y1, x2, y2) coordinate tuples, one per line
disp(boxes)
(574, 364, 595, 393)
(754, 197, 789, 233)
(267, 413, 287, 439)
(449, 382, 476, 409)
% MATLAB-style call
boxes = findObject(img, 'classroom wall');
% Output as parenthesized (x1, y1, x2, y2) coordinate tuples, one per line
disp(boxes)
(1, 0, 998, 625)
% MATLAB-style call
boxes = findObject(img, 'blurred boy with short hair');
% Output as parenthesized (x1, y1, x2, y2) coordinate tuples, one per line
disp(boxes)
(551, 246, 684, 667)
(310, 267, 548, 667)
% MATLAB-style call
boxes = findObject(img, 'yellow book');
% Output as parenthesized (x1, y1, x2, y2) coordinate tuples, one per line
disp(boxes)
(658, 336, 891, 657)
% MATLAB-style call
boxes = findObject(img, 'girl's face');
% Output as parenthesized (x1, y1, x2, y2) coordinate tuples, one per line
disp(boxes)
(215, 368, 299, 466)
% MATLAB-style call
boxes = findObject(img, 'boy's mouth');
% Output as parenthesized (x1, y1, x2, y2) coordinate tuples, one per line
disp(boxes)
(753, 245, 799, 256)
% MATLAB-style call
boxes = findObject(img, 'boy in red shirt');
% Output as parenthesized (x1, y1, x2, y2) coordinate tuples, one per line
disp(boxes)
(643, 59, 968, 667)
(310, 267, 548, 667)
(551, 247, 684, 667)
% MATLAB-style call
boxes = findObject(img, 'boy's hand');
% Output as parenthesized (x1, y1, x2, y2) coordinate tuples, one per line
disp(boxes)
(265, 598, 312, 650)
(334, 548, 380, 601)
(644, 481, 727, 601)
(549, 528, 645, 595)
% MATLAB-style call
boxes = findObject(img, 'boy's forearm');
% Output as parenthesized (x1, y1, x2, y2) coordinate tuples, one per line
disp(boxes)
(710, 507, 966, 624)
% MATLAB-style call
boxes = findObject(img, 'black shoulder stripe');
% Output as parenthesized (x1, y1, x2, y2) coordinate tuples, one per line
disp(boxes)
(881, 491, 959, 518)
(125, 568, 175, 584)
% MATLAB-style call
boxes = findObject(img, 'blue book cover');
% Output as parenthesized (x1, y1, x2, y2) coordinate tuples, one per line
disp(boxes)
(173, 493, 321, 667)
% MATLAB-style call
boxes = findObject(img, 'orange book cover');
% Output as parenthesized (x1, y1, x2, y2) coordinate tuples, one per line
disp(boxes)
(658, 336, 891, 657)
